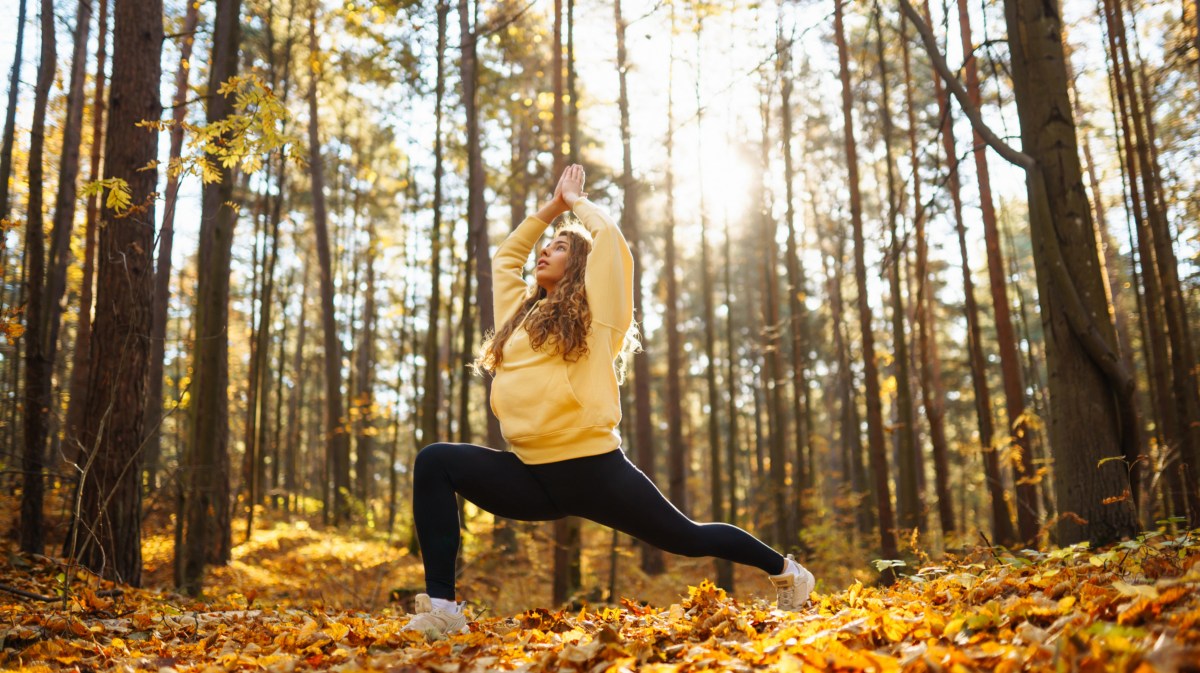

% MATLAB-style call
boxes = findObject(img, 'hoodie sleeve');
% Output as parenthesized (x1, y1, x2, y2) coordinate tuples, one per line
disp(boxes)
(573, 198, 634, 333)
(493, 215, 550, 328)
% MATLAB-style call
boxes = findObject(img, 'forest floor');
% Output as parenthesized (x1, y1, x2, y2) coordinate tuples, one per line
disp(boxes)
(2, 501, 1199, 672)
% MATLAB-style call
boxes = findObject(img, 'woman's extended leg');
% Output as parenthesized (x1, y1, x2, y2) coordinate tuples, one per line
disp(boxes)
(413, 443, 565, 599)
(530, 450, 787, 575)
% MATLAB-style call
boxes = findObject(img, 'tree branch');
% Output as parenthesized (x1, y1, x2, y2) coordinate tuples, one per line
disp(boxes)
(898, 0, 1033, 170)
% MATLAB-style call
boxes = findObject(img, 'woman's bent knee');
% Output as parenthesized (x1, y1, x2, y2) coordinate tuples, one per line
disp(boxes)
(414, 442, 454, 477)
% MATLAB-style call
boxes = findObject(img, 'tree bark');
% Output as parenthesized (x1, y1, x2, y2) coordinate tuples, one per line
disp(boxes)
(19, 0, 57, 556)
(71, 0, 162, 585)
(178, 0, 241, 593)
(835, 0, 897, 562)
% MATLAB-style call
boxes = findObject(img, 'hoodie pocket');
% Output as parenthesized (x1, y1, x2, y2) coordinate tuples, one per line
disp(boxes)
(491, 365, 585, 441)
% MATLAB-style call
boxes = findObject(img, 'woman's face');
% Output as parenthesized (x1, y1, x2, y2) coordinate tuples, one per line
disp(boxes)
(535, 234, 572, 293)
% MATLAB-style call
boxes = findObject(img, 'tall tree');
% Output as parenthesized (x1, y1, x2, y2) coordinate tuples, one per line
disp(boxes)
(874, 7, 919, 532)
(420, 0, 447, 485)
(353, 218, 377, 504)
(835, 0, 898, 562)
(758, 82, 792, 549)
(19, 0, 57, 556)
(71, 0, 163, 585)
(178, 0, 242, 593)
(65, 0, 110, 466)
(614, 0, 663, 576)
(144, 0, 200, 492)
(902, 8, 954, 538)
(306, 2, 350, 526)
(777, 4, 813, 521)
(0, 0, 26, 223)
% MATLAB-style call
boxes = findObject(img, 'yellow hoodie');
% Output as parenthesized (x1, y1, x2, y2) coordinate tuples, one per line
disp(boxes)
(490, 198, 634, 464)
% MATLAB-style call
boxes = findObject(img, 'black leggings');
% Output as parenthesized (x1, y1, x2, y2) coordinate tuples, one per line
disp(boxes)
(413, 442, 786, 600)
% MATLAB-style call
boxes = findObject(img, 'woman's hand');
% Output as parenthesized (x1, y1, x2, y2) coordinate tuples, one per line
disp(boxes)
(560, 164, 586, 207)
(534, 165, 586, 224)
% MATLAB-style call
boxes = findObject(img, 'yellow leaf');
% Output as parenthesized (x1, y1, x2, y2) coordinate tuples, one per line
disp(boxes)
(1112, 581, 1159, 600)
(327, 622, 350, 641)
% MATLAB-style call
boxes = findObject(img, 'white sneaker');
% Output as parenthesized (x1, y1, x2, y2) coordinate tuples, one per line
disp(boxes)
(402, 593, 468, 639)
(769, 554, 815, 611)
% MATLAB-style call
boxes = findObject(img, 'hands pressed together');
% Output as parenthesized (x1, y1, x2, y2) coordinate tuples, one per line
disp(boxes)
(535, 164, 587, 224)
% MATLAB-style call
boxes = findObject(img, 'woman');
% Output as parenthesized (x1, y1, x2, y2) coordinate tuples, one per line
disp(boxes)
(405, 165, 815, 638)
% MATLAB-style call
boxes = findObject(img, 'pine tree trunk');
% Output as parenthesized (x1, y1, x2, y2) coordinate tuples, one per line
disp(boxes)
(19, 0, 56, 556)
(44, 0, 93, 405)
(0, 0, 25, 222)
(777, 5, 812, 527)
(758, 87, 792, 549)
(875, 12, 919, 533)
(421, 0, 447, 462)
(614, 0, 663, 577)
(835, 0, 898, 562)
(354, 219, 377, 505)
(306, 4, 350, 526)
(902, 9, 954, 537)
(64, 0, 108, 466)
(72, 0, 162, 585)
(1077, 82, 1146, 523)
(285, 258, 309, 510)
(178, 0, 241, 593)
(826, 219, 869, 534)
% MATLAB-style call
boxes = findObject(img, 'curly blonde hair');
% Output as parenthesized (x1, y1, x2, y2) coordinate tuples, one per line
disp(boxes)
(476, 224, 595, 375)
